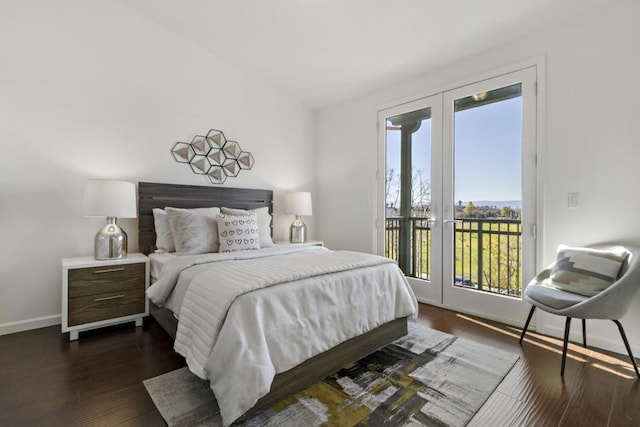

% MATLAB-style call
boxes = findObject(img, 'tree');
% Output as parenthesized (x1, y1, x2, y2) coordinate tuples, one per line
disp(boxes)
(500, 206, 514, 218)
(463, 202, 479, 218)
(385, 167, 400, 212)
(411, 168, 431, 217)
(385, 167, 431, 217)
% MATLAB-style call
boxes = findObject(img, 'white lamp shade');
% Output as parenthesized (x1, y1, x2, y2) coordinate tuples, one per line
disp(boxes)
(284, 191, 312, 216)
(82, 179, 137, 218)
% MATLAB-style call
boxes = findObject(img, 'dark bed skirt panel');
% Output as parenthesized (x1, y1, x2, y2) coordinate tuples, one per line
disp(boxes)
(148, 301, 408, 415)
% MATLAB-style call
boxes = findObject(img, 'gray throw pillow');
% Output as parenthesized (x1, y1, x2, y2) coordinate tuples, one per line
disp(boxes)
(542, 245, 629, 296)
(152, 208, 175, 253)
(165, 207, 221, 255)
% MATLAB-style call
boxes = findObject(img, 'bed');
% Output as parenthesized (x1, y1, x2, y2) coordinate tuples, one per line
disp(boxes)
(138, 182, 417, 425)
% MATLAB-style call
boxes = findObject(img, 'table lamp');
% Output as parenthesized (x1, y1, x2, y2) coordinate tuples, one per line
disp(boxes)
(284, 191, 312, 243)
(82, 179, 137, 260)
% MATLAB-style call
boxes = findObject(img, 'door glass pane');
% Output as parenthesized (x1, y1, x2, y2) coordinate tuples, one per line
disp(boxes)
(452, 84, 523, 297)
(385, 107, 432, 279)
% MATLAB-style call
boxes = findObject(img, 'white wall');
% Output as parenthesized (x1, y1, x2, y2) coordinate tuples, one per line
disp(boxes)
(0, 1, 316, 334)
(317, 0, 640, 355)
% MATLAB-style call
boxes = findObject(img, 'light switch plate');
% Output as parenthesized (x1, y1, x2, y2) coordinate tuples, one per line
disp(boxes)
(568, 192, 579, 208)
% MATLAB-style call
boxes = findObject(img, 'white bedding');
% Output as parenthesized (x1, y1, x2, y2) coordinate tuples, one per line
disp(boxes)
(149, 251, 196, 315)
(146, 246, 417, 426)
(148, 252, 175, 282)
(149, 246, 334, 315)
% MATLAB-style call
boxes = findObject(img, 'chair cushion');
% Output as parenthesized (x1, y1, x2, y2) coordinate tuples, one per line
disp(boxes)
(525, 282, 589, 310)
(544, 245, 629, 297)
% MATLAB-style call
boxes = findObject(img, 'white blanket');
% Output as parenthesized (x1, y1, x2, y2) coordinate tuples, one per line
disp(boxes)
(147, 247, 417, 426)
(147, 245, 321, 305)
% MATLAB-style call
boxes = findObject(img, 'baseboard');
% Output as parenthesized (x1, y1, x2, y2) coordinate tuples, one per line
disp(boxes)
(0, 314, 61, 336)
(415, 296, 439, 306)
(417, 297, 525, 329)
(542, 322, 640, 358)
(417, 298, 639, 358)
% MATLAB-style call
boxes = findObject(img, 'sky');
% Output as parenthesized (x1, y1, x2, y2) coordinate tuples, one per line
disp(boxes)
(386, 96, 522, 207)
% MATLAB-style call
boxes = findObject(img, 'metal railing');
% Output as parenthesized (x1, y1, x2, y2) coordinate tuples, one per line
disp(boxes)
(385, 217, 522, 297)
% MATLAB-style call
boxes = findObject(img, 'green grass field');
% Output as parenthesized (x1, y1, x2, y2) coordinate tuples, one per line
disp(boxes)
(386, 220, 522, 297)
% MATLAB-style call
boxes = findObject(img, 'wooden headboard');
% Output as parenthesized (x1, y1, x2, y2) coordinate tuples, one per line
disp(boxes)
(138, 182, 273, 255)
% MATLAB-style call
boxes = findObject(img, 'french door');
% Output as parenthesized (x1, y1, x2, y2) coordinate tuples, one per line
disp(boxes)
(377, 95, 443, 303)
(377, 67, 537, 325)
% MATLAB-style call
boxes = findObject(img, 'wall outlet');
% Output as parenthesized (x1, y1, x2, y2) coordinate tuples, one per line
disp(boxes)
(568, 192, 579, 208)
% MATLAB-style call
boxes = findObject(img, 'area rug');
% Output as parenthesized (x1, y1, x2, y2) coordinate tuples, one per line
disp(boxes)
(144, 322, 518, 426)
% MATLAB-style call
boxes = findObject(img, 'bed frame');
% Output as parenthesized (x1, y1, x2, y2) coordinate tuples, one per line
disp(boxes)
(137, 181, 408, 413)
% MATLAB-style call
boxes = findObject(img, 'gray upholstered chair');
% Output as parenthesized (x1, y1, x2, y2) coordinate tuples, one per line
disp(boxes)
(519, 244, 640, 378)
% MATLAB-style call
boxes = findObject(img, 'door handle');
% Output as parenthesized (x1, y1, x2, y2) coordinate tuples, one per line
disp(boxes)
(443, 219, 463, 224)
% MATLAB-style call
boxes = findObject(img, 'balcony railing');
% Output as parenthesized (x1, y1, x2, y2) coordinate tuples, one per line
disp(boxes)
(385, 217, 522, 297)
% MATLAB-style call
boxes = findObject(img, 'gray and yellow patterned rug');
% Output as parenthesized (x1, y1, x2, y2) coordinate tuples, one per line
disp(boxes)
(144, 322, 518, 426)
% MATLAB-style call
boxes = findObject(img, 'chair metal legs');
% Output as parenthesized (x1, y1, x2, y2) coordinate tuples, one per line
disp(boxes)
(520, 310, 579, 376)
(612, 320, 640, 379)
(561, 317, 572, 376)
(519, 306, 536, 344)
(561, 318, 586, 376)
(520, 308, 639, 379)
(559, 318, 638, 378)
(520, 314, 577, 376)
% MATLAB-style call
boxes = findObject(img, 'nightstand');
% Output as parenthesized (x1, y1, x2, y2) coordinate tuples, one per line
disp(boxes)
(275, 240, 324, 247)
(62, 253, 149, 341)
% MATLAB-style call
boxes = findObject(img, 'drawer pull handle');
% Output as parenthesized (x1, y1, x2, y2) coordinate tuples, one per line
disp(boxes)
(93, 268, 125, 274)
(94, 294, 126, 302)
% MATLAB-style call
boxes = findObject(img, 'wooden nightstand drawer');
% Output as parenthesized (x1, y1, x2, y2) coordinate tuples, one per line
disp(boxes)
(68, 263, 145, 298)
(62, 254, 149, 340)
(68, 288, 146, 326)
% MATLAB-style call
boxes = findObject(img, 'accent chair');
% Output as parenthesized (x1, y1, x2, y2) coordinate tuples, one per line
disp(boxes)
(519, 244, 640, 378)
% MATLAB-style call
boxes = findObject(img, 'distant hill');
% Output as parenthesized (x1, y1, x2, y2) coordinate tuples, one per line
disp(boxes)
(462, 200, 522, 209)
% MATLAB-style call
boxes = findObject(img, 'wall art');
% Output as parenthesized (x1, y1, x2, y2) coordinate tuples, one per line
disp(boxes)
(171, 129, 254, 184)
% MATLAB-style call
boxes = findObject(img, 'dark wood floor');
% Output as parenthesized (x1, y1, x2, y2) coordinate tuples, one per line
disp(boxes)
(1, 304, 638, 426)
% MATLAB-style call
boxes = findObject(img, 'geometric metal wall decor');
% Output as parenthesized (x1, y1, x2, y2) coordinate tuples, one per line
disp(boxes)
(171, 129, 254, 185)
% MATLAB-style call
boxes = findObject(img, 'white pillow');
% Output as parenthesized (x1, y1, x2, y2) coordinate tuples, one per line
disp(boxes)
(152, 208, 175, 253)
(217, 213, 260, 252)
(542, 244, 629, 296)
(165, 207, 221, 255)
(220, 206, 274, 248)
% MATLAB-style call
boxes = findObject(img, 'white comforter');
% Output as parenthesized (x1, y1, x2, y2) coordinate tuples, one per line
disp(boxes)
(146, 246, 417, 426)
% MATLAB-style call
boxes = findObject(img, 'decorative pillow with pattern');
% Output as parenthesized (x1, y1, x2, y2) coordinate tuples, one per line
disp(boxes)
(542, 244, 629, 296)
(220, 206, 274, 248)
(217, 213, 260, 252)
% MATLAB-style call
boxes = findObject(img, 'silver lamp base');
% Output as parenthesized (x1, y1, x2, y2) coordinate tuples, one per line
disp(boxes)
(95, 217, 128, 260)
(289, 216, 307, 243)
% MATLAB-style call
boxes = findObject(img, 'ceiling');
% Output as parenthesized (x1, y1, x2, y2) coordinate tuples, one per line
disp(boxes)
(126, 0, 616, 109)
